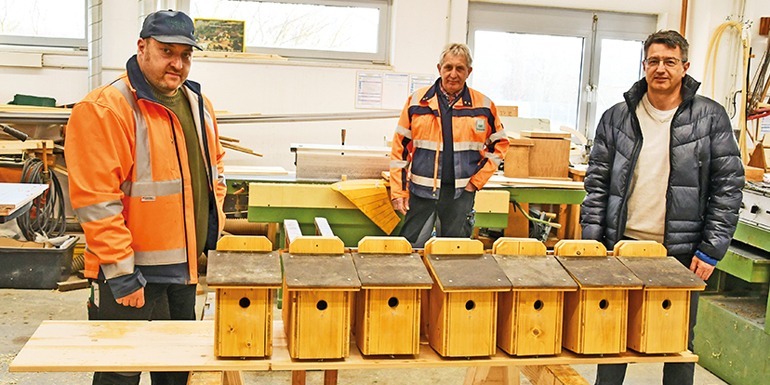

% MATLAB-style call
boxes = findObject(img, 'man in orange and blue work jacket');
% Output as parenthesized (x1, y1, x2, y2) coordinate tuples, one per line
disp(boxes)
(65, 10, 226, 385)
(390, 43, 509, 247)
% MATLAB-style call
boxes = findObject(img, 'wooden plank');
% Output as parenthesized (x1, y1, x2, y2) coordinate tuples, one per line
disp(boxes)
(612, 240, 667, 257)
(0, 139, 54, 154)
(287, 236, 345, 255)
(357, 236, 412, 254)
(283, 220, 303, 249)
(223, 371, 244, 385)
(352, 252, 432, 288)
(497, 106, 519, 117)
(291, 371, 306, 385)
(464, 366, 520, 385)
(57, 277, 89, 292)
(487, 176, 584, 189)
(331, 180, 400, 234)
(520, 131, 571, 139)
(188, 371, 223, 385)
(505, 202, 530, 238)
(314, 217, 335, 236)
(425, 238, 484, 255)
(249, 183, 357, 209)
(206, 250, 282, 287)
(10, 320, 700, 373)
(0, 183, 48, 216)
(474, 190, 511, 213)
(9, 321, 269, 372)
(324, 369, 339, 385)
(521, 365, 590, 385)
(215, 235, 272, 252)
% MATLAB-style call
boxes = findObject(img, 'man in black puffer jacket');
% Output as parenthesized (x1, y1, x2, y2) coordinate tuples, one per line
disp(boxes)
(581, 30, 744, 385)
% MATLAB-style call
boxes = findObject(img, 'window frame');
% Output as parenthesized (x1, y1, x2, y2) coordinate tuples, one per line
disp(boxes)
(0, 0, 87, 49)
(180, 0, 392, 64)
(467, 3, 656, 139)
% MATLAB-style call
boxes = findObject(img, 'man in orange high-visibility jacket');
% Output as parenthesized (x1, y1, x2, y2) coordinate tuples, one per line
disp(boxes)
(65, 10, 226, 385)
(390, 43, 509, 247)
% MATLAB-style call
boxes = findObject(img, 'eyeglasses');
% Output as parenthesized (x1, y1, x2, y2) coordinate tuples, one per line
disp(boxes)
(644, 57, 686, 68)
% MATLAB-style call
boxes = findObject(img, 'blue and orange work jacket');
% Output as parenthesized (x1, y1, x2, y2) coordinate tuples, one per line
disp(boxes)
(390, 81, 509, 200)
(65, 55, 227, 299)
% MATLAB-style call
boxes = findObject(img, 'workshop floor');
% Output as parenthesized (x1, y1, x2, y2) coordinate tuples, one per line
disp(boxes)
(0, 285, 729, 385)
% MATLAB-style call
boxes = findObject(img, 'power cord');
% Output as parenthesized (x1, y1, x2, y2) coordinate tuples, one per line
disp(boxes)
(17, 157, 66, 241)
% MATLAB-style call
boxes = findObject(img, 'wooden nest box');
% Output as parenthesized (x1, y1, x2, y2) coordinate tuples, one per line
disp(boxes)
(207, 235, 282, 358)
(492, 238, 577, 356)
(554, 240, 643, 354)
(280, 220, 361, 359)
(614, 240, 706, 354)
(352, 236, 432, 356)
(422, 238, 511, 357)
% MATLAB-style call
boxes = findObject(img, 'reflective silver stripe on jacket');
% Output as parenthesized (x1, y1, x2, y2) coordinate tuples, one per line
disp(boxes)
(75, 200, 124, 223)
(390, 160, 410, 169)
(410, 91, 421, 106)
(134, 248, 187, 265)
(412, 139, 440, 151)
(395, 125, 412, 140)
(120, 179, 182, 197)
(485, 152, 502, 167)
(454, 141, 485, 152)
(455, 177, 471, 189)
(487, 129, 508, 144)
(112, 80, 152, 182)
(100, 254, 136, 280)
(483, 95, 492, 108)
(410, 174, 434, 188)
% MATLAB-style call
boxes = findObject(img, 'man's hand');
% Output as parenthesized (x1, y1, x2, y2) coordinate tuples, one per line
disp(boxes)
(392, 197, 409, 215)
(465, 182, 477, 192)
(690, 256, 716, 281)
(116, 287, 145, 308)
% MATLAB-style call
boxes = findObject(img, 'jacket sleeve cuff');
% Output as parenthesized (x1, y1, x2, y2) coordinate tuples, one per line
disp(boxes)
(107, 269, 147, 299)
(695, 250, 718, 266)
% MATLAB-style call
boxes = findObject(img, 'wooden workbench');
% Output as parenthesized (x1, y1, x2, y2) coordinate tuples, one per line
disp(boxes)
(11, 320, 697, 380)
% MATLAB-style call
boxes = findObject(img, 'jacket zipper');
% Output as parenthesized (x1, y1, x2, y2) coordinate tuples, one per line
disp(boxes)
(166, 110, 190, 282)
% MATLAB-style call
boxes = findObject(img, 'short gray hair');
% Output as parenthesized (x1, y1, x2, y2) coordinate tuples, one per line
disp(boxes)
(439, 43, 473, 68)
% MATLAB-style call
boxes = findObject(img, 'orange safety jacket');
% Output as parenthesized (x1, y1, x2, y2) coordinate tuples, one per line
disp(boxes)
(66, 55, 226, 299)
(390, 81, 509, 200)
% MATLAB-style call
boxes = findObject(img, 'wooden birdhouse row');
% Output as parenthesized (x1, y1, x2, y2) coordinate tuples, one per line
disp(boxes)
(207, 231, 702, 361)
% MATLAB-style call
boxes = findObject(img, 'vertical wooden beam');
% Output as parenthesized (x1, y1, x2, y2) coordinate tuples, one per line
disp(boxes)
(464, 366, 521, 385)
(521, 365, 590, 385)
(292, 370, 306, 385)
(505, 202, 529, 237)
(324, 370, 339, 385)
(223, 371, 244, 385)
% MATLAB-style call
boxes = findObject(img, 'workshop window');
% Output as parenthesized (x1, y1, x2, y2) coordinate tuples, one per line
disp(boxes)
(0, 0, 86, 48)
(468, 3, 654, 140)
(185, 0, 390, 63)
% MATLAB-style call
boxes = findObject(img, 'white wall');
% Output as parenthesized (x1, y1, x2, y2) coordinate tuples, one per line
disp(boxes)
(0, 0, 766, 170)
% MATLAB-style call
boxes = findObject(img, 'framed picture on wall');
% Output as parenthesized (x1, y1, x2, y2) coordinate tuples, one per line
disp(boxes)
(193, 18, 245, 52)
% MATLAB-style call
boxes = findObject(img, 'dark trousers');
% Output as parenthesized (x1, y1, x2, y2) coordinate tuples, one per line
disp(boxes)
(399, 186, 475, 248)
(92, 281, 196, 385)
(595, 289, 699, 385)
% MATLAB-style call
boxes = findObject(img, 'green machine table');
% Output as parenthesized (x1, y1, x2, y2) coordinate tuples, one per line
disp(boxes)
(694, 182, 770, 385)
(226, 174, 586, 248)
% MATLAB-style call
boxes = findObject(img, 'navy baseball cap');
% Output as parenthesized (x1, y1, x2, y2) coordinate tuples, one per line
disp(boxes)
(140, 10, 202, 50)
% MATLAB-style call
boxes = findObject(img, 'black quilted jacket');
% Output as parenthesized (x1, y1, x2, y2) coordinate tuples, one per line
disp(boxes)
(581, 75, 744, 260)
